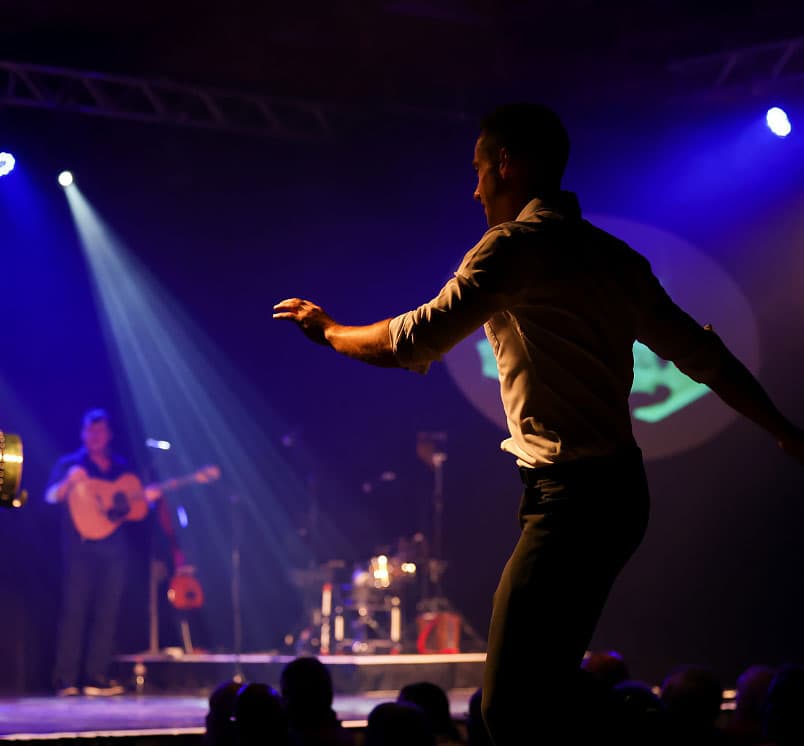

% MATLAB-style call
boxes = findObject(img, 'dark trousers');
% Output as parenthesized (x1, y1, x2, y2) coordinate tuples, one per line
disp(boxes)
(481, 448, 650, 746)
(53, 531, 127, 686)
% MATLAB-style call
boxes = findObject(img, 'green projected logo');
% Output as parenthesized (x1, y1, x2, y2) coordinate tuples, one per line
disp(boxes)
(475, 338, 710, 423)
(476, 338, 498, 380)
(630, 342, 709, 422)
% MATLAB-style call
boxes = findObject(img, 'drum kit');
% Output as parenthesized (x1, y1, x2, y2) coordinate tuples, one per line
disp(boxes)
(287, 533, 445, 655)
(285, 432, 480, 655)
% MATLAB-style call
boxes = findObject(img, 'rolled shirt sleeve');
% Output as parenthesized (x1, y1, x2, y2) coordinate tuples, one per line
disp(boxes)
(389, 230, 518, 372)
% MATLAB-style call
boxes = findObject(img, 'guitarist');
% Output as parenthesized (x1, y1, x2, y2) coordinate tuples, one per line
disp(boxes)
(45, 408, 161, 696)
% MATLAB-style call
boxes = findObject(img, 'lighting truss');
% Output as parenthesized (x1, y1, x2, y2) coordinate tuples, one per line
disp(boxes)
(667, 35, 804, 94)
(0, 60, 333, 141)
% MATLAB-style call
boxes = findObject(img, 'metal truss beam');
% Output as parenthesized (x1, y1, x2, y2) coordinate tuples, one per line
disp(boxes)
(667, 36, 804, 94)
(0, 60, 333, 141)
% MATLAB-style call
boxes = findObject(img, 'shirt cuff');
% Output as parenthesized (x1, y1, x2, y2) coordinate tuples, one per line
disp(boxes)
(389, 313, 432, 374)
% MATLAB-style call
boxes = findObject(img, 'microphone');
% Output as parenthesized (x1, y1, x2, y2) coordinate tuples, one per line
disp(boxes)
(416, 431, 447, 468)
(145, 438, 172, 451)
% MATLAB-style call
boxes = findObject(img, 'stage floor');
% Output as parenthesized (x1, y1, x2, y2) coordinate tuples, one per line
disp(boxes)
(0, 690, 476, 738)
(0, 652, 484, 739)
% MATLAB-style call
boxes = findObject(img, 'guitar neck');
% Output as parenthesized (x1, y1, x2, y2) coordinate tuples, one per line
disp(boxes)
(156, 475, 196, 493)
(153, 466, 219, 494)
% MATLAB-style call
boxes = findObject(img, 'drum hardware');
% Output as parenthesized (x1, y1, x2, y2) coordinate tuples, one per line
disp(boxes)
(318, 577, 405, 654)
(285, 516, 472, 654)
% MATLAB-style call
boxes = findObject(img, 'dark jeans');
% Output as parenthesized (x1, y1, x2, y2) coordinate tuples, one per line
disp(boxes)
(53, 531, 127, 686)
(481, 448, 650, 746)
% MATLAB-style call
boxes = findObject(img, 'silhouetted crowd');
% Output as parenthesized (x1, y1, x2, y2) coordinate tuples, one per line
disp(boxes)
(201, 652, 804, 746)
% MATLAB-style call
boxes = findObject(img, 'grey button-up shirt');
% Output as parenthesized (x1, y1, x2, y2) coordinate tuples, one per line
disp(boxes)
(390, 193, 725, 467)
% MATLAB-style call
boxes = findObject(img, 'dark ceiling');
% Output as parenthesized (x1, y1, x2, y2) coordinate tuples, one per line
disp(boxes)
(2, 0, 804, 114)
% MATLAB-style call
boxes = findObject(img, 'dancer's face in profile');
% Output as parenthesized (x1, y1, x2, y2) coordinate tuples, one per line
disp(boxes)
(473, 135, 506, 228)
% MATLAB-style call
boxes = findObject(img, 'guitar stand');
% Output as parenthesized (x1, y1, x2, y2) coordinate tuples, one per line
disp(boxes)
(179, 616, 194, 655)
(148, 558, 203, 656)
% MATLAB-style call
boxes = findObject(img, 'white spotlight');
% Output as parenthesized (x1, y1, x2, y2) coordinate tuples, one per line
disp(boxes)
(145, 438, 172, 450)
(58, 171, 74, 187)
(766, 107, 792, 138)
(0, 152, 16, 177)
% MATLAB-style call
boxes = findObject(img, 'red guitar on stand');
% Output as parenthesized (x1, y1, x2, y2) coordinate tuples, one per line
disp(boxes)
(150, 465, 220, 654)
(168, 566, 204, 611)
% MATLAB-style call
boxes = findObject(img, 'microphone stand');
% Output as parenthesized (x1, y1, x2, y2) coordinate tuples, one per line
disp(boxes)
(144, 443, 162, 655)
(430, 451, 447, 600)
(416, 437, 486, 652)
(230, 493, 244, 683)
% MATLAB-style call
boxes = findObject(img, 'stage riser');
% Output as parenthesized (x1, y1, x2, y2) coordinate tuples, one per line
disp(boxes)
(0, 738, 202, 746)
(110, 660, 484, 695)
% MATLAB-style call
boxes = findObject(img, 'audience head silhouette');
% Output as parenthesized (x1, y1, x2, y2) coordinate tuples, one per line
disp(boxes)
(397, 681, 460, 742)
(233, 682, 288, 746)
(280, 656, 335, 726)
(614, 679, 670, 745)
(660, 665, 722, 740)
(736, 663, 776, 720)
(466, 688, 493, 746)
(718, 663, 777, 745)
(762, 664, 804, 746)
(204, 679, 240, 746)
(582, 650, 630, 688)
(364, 701, 436, 746)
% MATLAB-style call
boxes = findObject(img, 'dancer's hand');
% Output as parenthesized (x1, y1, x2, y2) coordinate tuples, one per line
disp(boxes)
(273, 298, 335, 346)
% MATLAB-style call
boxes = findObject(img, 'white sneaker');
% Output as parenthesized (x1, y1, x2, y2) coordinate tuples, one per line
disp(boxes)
(83, 680, 125, 696)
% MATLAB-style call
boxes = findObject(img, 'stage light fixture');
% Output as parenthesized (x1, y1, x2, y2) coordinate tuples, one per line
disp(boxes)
(0, 430, 26, 509)
(766, 107, 792, 137)
(0, 152, 15, 177)
(177, 505, 189, 528)
(58, 170, 74, 187)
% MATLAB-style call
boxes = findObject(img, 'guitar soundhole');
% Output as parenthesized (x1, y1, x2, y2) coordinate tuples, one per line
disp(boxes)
(107, 491, 131, 521)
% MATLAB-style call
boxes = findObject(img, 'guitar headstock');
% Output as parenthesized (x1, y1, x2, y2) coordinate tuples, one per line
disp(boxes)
(194, 465, 221, 484)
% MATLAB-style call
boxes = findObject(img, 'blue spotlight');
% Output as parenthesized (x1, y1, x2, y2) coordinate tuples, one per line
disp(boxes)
(0, 152, 16, 177)
(176, 505, 189, 529)
(58, 170, 74, 187)
(766, 107, 792, 138)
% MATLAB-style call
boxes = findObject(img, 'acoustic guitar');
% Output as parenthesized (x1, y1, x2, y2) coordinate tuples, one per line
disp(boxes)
(68, 464, 221, 540)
